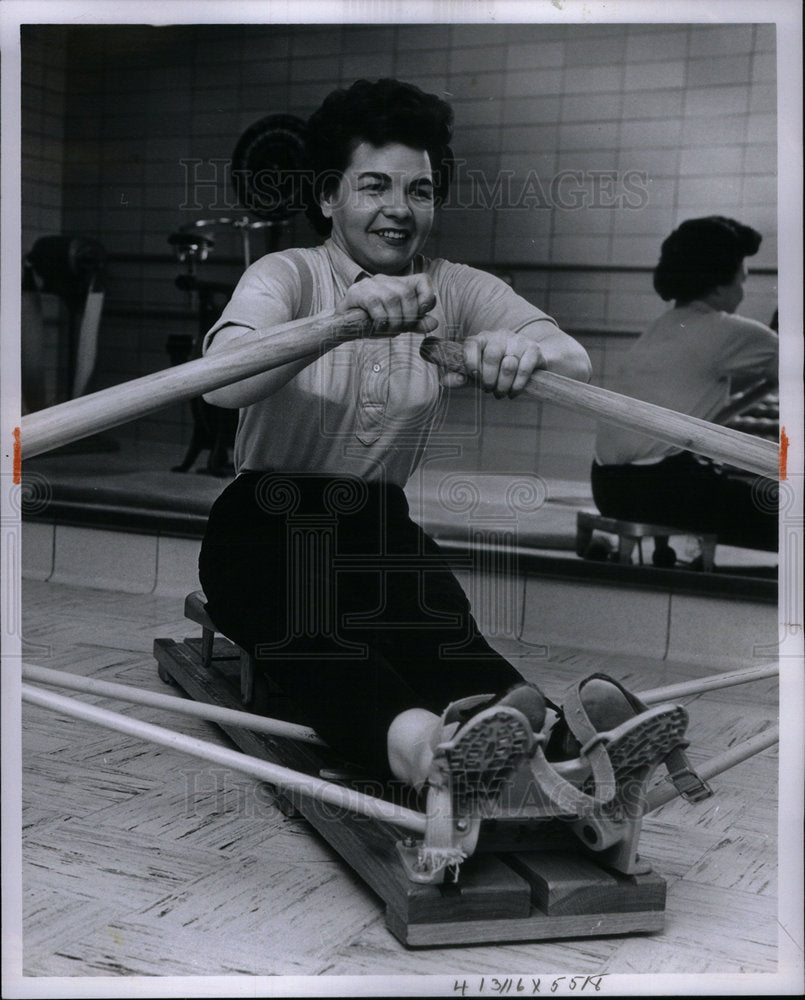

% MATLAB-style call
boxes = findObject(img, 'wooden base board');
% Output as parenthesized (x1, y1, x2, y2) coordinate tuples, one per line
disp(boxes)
(153, 635, 666, 947)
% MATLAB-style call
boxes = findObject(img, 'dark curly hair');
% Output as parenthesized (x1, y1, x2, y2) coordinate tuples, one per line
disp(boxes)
(653, 216, 762, 303)
(303, 78, 454, 236)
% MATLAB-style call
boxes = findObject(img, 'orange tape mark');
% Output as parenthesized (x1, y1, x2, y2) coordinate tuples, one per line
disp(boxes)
(13, 427, 22, 484)
(779, 426, 788, 481)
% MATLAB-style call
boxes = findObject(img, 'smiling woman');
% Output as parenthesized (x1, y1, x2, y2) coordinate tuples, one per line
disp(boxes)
(190, 78, 652, 829)
(321, 141, 436, 276)
(303, 77, 453, 239)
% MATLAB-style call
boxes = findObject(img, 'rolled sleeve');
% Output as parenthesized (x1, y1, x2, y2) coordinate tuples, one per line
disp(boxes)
(434, 261, 557, 340)
(715, 317, 778, 379)
(202, 254, 302, 353)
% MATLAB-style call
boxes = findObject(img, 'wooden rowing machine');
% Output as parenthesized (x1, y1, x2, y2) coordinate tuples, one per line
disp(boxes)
(150, 627, 669, 946)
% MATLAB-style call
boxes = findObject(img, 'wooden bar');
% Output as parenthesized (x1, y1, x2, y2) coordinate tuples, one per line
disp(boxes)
(387, 906, 665, 947)
(21, 662, 326, 746)
(421, 337, 778, 479)
(505, 851, 665, 916)
(21, 307, 370, 457)
(20, 681, 426, 834)
(639, 662, 779, 705)
(23, 657, 776, 762)
(21, 312, 778, 478)
(527, 371, 777, 478)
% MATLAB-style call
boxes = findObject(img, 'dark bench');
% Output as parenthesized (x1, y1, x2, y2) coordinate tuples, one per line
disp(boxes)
(576, 511, 718, 572)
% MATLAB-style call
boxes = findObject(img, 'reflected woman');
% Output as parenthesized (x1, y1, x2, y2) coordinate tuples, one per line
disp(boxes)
(592, 216, 778, 554)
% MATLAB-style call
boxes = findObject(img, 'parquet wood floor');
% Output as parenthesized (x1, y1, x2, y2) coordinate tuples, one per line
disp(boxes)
(12, 577, 786, 986)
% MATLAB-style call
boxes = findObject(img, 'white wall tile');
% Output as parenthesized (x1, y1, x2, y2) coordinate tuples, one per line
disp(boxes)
(22, 521, 55, 582)
(688, 24, 755, 57)
(626, 28, 689, 63)
(51, 526, 158, 594)
(688, 55, 753, 88)
(155, 536, 202, 597)
(666, 595, 778, 668)
(521, 577, 671, 656)
(624, 61, 686, 92)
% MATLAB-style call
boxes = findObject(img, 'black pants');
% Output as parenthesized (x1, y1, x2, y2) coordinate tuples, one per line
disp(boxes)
(199, 472, 525, 774)
(591, 452, 778, 552)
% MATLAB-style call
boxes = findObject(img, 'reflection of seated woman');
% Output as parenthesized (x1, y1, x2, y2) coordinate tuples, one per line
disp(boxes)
(592, 216, 778, 552)
(717, 308, 779, 441)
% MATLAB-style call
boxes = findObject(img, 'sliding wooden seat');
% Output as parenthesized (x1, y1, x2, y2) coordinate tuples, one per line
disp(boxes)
(183, 589, 254, 704)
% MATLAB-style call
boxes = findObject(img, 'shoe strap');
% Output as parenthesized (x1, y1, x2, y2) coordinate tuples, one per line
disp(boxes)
(564, 675, 711, 804)
(529, 739, 613, 812)
(591, 676, 710, 801)
(560, 680, 618, 798)
(663, 744, 713, 802)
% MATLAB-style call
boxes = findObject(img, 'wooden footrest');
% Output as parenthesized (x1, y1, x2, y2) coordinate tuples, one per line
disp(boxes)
(152, 632, 667, 947)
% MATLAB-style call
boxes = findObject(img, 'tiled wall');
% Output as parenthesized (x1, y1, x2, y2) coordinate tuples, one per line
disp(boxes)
(20, 26, 68, 409)
(20, 21, 778, 479)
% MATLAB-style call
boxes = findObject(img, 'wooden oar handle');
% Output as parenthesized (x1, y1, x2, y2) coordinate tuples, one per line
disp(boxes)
(21, 313, 779, 482)
(420, 337, 778, 480)
(21, 308, 371, 458)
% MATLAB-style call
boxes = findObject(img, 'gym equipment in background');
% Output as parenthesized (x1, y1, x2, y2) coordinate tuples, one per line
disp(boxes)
(166, 113, 307, 475)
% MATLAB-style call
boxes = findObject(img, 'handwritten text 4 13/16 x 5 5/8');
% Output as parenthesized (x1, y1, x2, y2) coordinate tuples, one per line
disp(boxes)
(453, 975, 608, 995)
